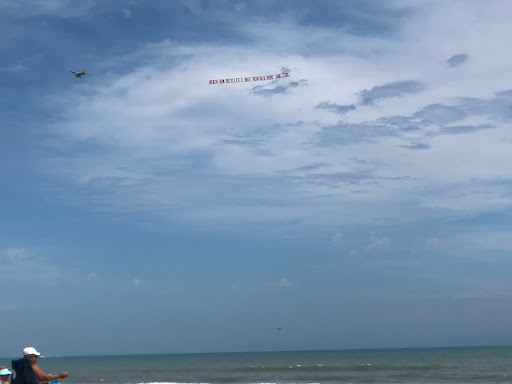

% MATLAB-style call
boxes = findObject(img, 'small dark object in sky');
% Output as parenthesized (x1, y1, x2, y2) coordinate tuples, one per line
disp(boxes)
(69, 70, 92, 78)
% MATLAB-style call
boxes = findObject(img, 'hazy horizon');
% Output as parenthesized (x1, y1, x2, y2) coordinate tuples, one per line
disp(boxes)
(3, 344, 512, 360)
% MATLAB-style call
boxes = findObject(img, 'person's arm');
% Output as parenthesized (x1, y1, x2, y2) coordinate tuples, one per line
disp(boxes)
(32, 365, 68, 382)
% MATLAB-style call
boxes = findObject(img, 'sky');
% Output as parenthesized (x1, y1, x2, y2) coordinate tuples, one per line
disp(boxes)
(1, 0, 512, 357)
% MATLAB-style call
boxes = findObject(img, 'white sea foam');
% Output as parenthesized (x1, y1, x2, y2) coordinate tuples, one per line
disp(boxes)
(136, 382, 211, 384)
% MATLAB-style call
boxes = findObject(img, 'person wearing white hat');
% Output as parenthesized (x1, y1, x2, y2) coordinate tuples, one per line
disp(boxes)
(23, 347, 68, 384)
(0, 366, 12, 384)
(23, 347, 40, 357)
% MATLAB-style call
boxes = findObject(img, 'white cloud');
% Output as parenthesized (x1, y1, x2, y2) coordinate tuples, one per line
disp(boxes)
(182, 0, 202, 15)
(277, 278, 292, 288)
(0, 248, 66, 283)
(0, 0, 95, 17)
(234, 3, 246, 13)
(0, 64, 27, 72)
(366, 234, 391, 252)
(38, 1, 512, 231)
(0, 248, 35, 263)
(423, 230, 512, 261)
(122, 8, 132, 18)
(332, 232, 343, 246)
(133, 278, 143, 287)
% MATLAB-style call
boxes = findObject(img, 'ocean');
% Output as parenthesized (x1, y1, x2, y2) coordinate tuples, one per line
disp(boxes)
(2, 347, 511, 384)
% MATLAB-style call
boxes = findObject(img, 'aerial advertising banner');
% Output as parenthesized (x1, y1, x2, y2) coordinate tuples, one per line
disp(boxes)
(209, 72, 290, 85)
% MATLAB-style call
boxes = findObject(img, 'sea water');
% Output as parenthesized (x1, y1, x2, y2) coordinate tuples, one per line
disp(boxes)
(2, 347, 511, 384)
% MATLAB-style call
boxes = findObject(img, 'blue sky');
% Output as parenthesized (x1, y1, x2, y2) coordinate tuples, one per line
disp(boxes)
(1, 0, 512, 357)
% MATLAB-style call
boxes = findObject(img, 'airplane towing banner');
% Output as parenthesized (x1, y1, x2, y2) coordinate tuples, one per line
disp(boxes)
(209, 72, 290, 85)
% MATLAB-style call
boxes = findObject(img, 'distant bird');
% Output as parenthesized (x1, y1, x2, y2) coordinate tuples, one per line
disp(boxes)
(69, 70, 92, 78)
(277, 327, 281, 331)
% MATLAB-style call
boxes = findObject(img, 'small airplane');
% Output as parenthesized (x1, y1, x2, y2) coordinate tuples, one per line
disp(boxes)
(69, 70, 92, 78)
